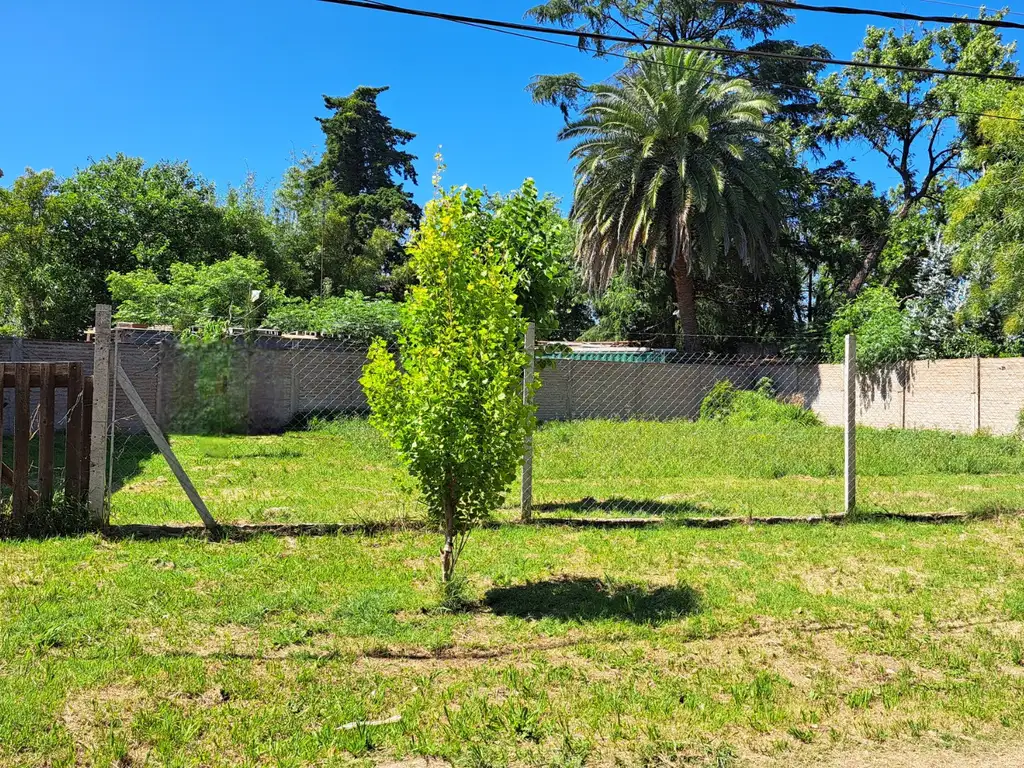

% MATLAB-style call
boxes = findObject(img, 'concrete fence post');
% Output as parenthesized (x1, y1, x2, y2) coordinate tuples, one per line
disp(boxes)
(88, 305, 112, 526)
(973, 355, 982, 433)
(521, 323, 536, 522)
(844, 334, 857, 516)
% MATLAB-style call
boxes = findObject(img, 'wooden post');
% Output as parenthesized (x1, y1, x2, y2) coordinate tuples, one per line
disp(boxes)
(973, 354, 982, 433)
(521, 323, 535, 522)
(88, 306, 112, 523)
(38, 365, 55, 507)
(0, 363, 5, 493)
(65, 363, 85, 501)
(844, 335, 857, 516)
(12, 364, 30, 528)
(116, 364, 218, 530)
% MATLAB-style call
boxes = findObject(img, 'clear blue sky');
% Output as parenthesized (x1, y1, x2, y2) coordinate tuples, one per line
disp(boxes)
(3, 0, 1019, 209)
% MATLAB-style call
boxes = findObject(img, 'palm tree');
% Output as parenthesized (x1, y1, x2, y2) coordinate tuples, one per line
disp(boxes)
(562, 47, 782, 348)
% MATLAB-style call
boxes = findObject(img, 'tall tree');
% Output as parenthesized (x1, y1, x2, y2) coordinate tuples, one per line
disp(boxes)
(0, 170, 88, 338)
(275, 88, 420, 298)
(815, 22, 1016, 295)
(947, 86, 1024, 337)
(527, 0, 827, 127)
(562, 48, 782, 346)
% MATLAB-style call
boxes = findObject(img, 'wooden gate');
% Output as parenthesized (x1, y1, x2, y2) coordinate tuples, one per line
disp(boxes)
(0, 362, 92, 528)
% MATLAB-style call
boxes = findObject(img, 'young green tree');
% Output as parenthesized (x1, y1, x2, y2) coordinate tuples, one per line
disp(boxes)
(361, 184, 536, 586)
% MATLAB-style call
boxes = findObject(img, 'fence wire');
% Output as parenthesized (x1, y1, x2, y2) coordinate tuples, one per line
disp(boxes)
(528, 335, 842, 520)
(853, 356, 1024, 518)
(107, 329, 417, 527)
(5, 328, 1024, 531)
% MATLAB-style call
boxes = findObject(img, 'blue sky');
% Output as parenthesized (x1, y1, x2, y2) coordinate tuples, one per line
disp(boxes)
(3, 0, 1019, 209)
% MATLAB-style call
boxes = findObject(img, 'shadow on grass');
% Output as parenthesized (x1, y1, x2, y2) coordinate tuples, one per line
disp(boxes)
(534, 497, 724, 517)
(484, 576, 701, 624)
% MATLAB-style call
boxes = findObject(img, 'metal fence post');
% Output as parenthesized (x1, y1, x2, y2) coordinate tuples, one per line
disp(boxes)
(844, 334, 857, 516)
(521, 323, 535, 522)
(88, 305, 112, 526)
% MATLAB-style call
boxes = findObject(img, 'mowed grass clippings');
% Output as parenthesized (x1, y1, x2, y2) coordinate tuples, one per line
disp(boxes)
(103, 417, 1024, 526)
(4, 518, 1024, 765)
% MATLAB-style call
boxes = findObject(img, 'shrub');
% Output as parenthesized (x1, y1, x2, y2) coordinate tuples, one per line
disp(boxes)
(699, 378, 821, 426)
(361, 183, 537, 584)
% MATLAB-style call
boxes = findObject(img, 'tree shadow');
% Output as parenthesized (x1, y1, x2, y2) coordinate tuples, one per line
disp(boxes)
(534, 497, 727, 517)
(484, 576, 702, 624)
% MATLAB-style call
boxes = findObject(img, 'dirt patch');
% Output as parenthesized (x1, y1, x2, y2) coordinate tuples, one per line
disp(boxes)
(62, 684, 148, 760)
(787, 740, 1024, 767)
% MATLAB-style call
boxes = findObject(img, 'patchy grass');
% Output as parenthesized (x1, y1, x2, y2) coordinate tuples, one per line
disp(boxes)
(4, 419, 1024, 763)
(102, 418, 1024, 526)
(4, 518, 1024, 765)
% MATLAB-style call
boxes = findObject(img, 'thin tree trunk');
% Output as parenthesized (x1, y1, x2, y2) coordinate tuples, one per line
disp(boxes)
(440, 472, 457, 583)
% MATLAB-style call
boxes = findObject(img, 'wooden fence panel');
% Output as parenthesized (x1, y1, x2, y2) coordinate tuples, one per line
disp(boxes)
(38, 366, 55, 506)
(12, 364, 30, 525)
(64, 363, 84, 500)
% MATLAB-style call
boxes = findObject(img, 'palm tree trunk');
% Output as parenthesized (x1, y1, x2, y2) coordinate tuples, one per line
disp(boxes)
(672, 261, 700, 353)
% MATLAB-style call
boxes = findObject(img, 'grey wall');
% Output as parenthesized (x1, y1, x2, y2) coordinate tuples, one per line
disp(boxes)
(4, 336, 1023, 437)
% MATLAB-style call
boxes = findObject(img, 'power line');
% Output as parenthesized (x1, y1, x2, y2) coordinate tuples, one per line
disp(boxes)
(917, 0, 1024, 19)
(730, 0, 1024, 31)
(329, 0, 1024, 125)
(520, 21, 1024, 123)
(318, 0, 1024, 83)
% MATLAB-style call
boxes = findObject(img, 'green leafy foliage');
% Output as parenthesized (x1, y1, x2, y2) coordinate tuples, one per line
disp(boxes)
(579, 268, 671, 341)
(699, 378, 821, 426)
(947, 87, 1024, 336)
(814, 23, 1016, 295)
(108, 255, 277, 332)
(266, 292, 400, 341)
(486, 179, 575, 334)
(828, 286, 915, 368)
(361, 183, 537, 583)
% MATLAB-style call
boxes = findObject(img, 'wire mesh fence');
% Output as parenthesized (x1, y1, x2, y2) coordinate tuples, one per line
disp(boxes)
(5, 322, 1024, 532)
(528, 334, 844, 521)
(106, 328, 418, 527)
(853, 356, 1024, 518)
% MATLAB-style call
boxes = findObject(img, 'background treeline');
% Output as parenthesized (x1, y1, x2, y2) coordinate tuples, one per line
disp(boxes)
(4, 5, 1024, 364)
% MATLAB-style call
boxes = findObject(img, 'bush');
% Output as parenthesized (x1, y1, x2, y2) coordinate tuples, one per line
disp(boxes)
(699, 378, 821, 426)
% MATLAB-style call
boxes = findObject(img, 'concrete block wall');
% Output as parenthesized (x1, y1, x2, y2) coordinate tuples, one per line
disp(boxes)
(4, 335, 1023, 437)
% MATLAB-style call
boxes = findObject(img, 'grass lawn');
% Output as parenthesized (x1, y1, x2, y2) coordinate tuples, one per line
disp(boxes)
(4, 518, 1024, 766)
(4, 419, 1024, 766)
(103, 418, 1024, 526)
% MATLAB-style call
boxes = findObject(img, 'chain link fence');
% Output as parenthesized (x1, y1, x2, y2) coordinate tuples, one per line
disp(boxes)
(5, 324, 1024, 531)
(106, 329, 418, 527)
(528, 334, 843, 521)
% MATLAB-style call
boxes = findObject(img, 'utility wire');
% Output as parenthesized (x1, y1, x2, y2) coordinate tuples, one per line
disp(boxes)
(729, 0, 1024, 30)
(318, 0, 1024, 83)
(917, 0, 1024, 19)
(342, 0, 1024, 125)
